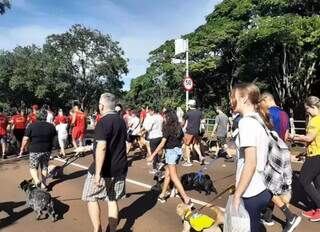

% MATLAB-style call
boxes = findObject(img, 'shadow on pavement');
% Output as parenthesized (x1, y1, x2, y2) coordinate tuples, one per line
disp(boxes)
(0, 201, 32, 230)
(118, 189, 160, 232)
(48, 169, 87, 190)
(52, 197, 70, 221)
(127, 152, 146, 167)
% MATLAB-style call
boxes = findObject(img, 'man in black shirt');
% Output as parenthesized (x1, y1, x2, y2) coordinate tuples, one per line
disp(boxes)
(82, 93, 127, 232)
(19, 108, 57, 190)
(182, 100, 205, 166)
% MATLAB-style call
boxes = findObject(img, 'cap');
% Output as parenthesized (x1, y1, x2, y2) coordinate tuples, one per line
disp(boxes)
(188, 99, 196, 107)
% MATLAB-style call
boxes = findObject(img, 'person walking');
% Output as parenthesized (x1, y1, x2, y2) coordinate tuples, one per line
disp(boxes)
(0, 107, 8, 159)
(82, 93, 127, 232)
(71, 102, 87, 149)
(182, 100, 205, 166)
(27, 104, 38, 126)
(230, 83, 272, 232)
(211, 106, 233, 161)
(55, 109, 68, 158)
(143, 106, 163, 173)
(259, 92, 301, 231)
(11, 108, 27, 153)
(19, 108, 57, 189)
(290, 96, 320, 222)
(147, 109, 192, 206)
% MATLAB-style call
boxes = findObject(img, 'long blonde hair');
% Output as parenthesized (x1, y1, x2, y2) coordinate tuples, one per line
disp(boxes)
(305, 96, 320, 109)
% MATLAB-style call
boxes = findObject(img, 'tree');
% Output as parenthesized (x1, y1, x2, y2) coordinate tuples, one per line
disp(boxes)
(0, 0, 10, 15)
(44, 24, 128, 109)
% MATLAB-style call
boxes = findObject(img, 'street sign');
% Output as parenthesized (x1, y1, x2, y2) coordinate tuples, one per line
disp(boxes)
(183, 76, 194, 91)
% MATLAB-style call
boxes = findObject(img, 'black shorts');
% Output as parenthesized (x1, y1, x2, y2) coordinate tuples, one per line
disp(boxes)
(149, 137, 162, 153)
(127, 134, 139, 143)
(13, 129, 25, 143)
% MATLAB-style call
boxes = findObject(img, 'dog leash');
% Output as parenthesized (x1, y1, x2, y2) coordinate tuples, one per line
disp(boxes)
(195, 184, 235, 213)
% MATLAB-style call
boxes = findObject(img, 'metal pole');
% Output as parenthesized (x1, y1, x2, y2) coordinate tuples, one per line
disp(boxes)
(186, 39, 189, 111)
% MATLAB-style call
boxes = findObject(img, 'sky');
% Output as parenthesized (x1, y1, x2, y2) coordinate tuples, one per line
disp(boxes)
(0, 0, 220, 90)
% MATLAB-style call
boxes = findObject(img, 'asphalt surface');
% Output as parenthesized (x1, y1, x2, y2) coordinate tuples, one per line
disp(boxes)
(0, 147, 319, 232)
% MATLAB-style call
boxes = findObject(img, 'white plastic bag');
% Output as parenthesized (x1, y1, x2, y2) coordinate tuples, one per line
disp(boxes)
(223, 195, 251, 232)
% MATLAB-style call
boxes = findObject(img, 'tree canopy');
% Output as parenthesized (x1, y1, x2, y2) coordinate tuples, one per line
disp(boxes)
(126, 0, 320, 115)
(0, 25, 128, 112)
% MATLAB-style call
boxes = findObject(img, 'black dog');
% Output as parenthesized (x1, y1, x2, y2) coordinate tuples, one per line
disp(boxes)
(181, 172, 217, 195)
(20, 180, 57, 221)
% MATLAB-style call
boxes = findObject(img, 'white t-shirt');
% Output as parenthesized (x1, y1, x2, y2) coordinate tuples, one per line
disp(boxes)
(56, 123, 68, 139)
(144, 114, 163, 139)
(235, 112, 269, 198)
(47, 112, 54, 124)
(128, 116, 140, 136)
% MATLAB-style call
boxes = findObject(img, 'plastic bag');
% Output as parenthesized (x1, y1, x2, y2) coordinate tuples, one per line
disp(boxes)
(223, 195, 251, 232)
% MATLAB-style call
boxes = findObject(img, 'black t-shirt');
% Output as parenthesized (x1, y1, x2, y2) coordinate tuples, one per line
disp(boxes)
(184, 109, 202, 135)
(163, 126, 183, 149)
(88, 112, 128, 178)
(25, 122, 57, 153)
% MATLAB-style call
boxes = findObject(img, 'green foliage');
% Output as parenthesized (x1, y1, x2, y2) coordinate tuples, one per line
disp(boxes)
(0, 25, 128, 111)
(127, 0, 320, 114)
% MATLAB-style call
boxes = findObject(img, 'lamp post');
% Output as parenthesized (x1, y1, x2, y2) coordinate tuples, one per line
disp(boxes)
(174, 38, 191, 111)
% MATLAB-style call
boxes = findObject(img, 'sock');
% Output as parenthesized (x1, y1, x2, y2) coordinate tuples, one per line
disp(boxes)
(280, 205, 295, 221)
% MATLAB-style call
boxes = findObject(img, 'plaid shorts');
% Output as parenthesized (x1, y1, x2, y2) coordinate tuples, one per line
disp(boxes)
(29, 152, 50, 171)
(82, 172, 126, 202)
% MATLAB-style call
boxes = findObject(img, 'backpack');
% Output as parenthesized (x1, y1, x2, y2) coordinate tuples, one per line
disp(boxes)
(249, 115, 292, 195)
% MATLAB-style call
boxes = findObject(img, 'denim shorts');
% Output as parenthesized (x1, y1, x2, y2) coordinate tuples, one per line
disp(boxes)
(165, 147, 182, 165)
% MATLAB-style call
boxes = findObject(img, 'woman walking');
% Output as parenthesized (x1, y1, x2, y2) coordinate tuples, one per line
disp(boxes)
(290, 96, 320, 222)
(230, 83, 272, 232)
(147, 109, 192, 205)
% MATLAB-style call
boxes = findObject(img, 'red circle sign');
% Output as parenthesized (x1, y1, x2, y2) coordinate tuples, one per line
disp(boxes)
(183, 77, 194, 91)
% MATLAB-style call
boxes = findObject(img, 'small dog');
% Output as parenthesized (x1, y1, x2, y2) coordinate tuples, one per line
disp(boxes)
(181, 172, 217, 195)
(176, 203, 224, 232)
(20, 180, 57, 221)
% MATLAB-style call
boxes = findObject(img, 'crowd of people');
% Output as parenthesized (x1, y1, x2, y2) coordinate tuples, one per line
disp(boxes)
(1, 83, 320, 232)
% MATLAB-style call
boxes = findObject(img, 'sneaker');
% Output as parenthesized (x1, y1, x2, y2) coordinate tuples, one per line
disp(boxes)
(157, 196, 166, 203)
(193, 159, 200, 164)
(182, 162, 193, 167)
(283, 215, 301, 232)
(261, 218, 275, 226)
(302, 209, 316, 218)
(310, 209, 320, 222)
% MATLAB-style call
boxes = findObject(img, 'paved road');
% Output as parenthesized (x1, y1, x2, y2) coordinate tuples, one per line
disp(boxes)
(0, 149, 319, 232)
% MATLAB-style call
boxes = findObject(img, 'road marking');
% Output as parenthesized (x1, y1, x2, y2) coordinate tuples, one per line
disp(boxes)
(54, 157, 226, 208)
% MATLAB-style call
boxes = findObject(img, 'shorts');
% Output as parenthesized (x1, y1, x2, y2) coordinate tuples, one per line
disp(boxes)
(58, 136, 67, 149)
(0, 135, 6, 144)
(165, 147, 182, 165)
(183, 133, 200, 145)
(149, 137, 162, 153)
(217, 136, 227, 146)
(127, 134, 139, 143)
(13, 129, 25, 143)
(29, 152, 50, 171)
(72, 127, 85, 140)
(82, 172, 126, 202)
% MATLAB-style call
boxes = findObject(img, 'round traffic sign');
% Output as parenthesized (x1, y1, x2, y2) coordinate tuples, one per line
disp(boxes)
(183, 77, 194, 91)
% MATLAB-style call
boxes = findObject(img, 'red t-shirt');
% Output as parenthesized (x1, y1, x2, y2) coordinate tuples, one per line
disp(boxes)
(140, 110, 147, 122)
(12, 114, 26, 129)
(54, 115, 67, 125)
(74, 111, 86, 129)
(0, 114, 8, 136)
(27, 113, 37, 124)
(96, 114, 102, 123)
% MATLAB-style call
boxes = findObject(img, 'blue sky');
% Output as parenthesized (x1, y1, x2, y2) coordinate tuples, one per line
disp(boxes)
(0, 0, 220, 90)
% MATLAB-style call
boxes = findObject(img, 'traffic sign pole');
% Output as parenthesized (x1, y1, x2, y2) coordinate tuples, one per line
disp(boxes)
(186, 39, 189, 111)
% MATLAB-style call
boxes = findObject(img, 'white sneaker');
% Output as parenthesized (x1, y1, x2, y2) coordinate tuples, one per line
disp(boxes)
(182, 162, 193, 167)
(261, 218, 275, 226)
